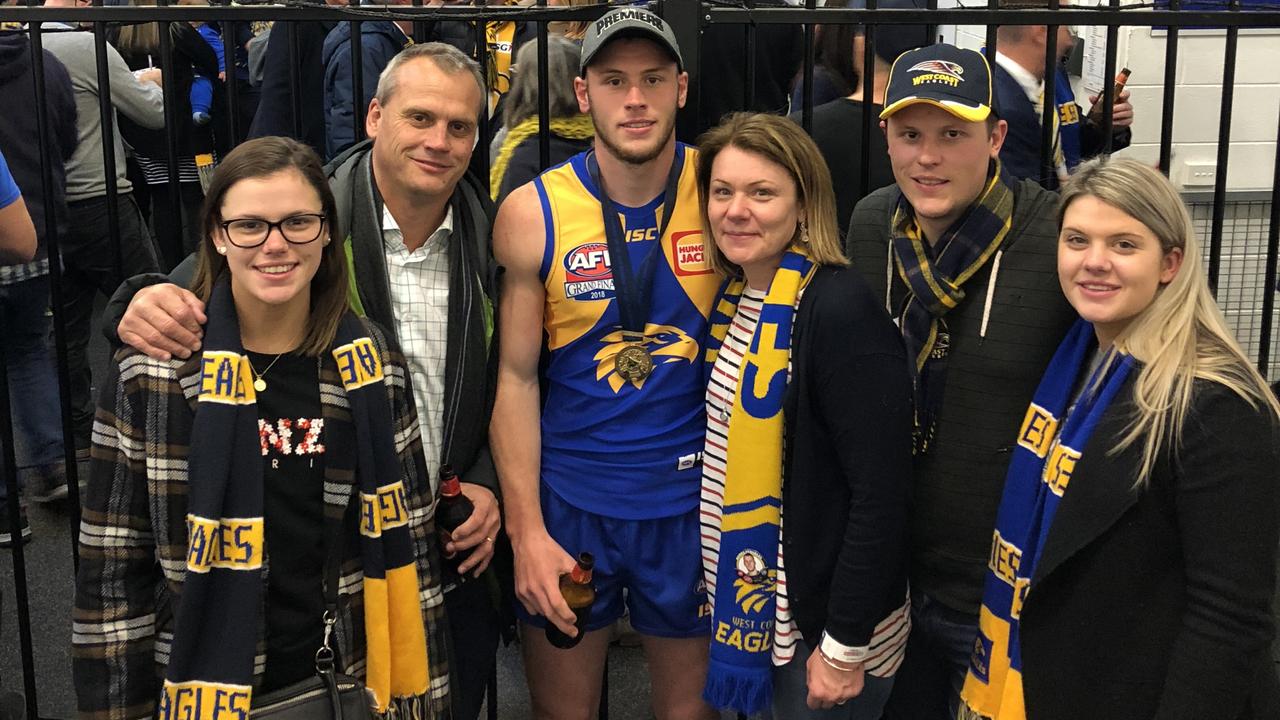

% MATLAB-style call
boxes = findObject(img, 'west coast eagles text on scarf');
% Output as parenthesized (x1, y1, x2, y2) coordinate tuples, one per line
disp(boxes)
(158, 281, 433, 719)
(702, 251, 817, 715)
(959, 320, 1133, 720)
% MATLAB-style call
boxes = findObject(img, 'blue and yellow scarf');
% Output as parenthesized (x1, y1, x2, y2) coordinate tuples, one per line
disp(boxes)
(158, 280, 433, 719)
(890, 159, 1013, 454)
(959, 319, 1134, 719)
(702, 250, 817, 715)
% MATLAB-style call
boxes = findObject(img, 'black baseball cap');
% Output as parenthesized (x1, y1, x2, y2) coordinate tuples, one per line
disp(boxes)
(880, 43, 995, 123)
(579, 7, 684, 74)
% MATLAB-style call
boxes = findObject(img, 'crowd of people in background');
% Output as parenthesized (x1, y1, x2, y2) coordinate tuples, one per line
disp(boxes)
(0, 2, 1278, 720)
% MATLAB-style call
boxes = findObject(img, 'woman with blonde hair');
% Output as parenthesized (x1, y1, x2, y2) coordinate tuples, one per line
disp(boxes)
(696, 112, 913, 718)
(960, 156, 1280, 720)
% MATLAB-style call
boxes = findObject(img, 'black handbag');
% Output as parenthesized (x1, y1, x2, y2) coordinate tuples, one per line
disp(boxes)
(251, 515, 372, 719)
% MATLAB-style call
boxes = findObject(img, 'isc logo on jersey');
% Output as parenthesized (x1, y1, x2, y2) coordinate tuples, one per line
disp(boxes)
(564, 242, 615, 301)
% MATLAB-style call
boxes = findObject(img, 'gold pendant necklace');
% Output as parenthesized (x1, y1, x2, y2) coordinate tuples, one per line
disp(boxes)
(248, 352, 285, 393)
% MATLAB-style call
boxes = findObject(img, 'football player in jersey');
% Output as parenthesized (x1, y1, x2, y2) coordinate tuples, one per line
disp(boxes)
(491, 8, 720, 720)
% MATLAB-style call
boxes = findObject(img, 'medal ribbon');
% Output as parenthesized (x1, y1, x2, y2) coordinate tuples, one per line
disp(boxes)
(587, 150, 684, 342)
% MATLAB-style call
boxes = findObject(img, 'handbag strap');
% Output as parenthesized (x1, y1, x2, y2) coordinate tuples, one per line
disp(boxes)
(315, 496, 351, 674)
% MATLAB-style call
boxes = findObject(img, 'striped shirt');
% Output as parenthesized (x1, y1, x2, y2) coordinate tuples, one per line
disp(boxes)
(701, 286, 910, 675)
(382, 204, 451, 495)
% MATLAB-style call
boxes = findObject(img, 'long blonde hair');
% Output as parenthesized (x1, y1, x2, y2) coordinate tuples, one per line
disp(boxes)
(1059, 156, 1280, 485)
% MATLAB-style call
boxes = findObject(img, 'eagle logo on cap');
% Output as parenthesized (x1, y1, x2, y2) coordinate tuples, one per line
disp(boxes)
(907, 60, 965, 82)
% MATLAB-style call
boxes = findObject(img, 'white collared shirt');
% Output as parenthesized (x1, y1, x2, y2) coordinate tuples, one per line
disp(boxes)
(383, 203, 452, 494)
(995, 51, 1042, 108)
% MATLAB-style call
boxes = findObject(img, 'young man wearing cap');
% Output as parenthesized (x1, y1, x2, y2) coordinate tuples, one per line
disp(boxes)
(492, 7, 720, 720)
(844, 44, 1075, 719)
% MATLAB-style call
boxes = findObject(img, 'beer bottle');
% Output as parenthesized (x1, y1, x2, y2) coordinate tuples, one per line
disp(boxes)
(546, 552, 596, 650)
(436, 465, 475, 576)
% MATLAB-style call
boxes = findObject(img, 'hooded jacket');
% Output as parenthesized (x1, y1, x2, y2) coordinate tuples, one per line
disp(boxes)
(846, 178, 1077, 616)
(322, 20, 412, 159)
(0, 31, 77, 275)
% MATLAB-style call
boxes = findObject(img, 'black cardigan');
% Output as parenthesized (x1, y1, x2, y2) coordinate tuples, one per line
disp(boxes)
(1019, 377, 1280, 720)
(780, 264, 914, 648)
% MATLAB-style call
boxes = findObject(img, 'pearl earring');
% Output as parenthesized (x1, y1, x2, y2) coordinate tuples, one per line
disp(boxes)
(216, 246, 227, 255)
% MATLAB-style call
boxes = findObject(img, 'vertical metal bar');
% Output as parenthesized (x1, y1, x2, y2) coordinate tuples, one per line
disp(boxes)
(537, 0, 551, 171)
(288, 20, 303, 140)
(158, 0, 184, 265)
(1100, 0, 1119, 153)
(225, 17, 241, 145)
(31, 21, 83, 568)
(1040, 0, 1059, 187)
(89, 13, 124, 283)
(926, 0, 938, 44)
(801, 0, 817, 133)
(474, 0, 491, 182)
(486, 663, 498, 720)
(349, 0, 365, 146)
(412, 0, 426, 44)
(1158, 0, 1179, 176)
(1, 331, 39, 720)
(1257, 106, 1280, 378)
(744, 2, 757, 111)
(663, 0, 701, 141)
(1208, 0, 1240, 292)
(986, 0, 998, 63)
(860, 0, 877, 201)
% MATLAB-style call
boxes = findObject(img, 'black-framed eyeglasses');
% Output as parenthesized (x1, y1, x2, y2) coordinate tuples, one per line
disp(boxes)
(219, 213, 327, 248)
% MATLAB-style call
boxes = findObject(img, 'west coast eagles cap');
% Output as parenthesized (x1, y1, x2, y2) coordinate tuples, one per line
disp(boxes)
(580, 6, 684, 74)
(880, 44, 995, 122)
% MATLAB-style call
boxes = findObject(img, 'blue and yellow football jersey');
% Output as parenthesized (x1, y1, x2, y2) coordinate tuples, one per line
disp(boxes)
(533, 143, 720, 519)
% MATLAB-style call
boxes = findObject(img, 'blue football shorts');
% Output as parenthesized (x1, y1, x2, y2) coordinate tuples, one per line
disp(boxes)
(515, 484, 711, 638)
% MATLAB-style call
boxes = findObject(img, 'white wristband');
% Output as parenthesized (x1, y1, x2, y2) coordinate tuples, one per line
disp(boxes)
(819, 630, 872, 665)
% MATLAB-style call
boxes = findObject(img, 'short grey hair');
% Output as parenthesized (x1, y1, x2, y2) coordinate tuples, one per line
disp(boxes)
(375, 42, 486, 115)
(503, 35, 582, 128)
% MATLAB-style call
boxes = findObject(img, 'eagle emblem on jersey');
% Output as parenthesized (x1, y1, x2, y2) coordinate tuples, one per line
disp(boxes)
(594, 324, 698, 392)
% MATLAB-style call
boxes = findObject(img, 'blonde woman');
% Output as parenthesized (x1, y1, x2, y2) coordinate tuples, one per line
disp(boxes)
(697, 113, 913, 718)
(959, 156, 1280, 720)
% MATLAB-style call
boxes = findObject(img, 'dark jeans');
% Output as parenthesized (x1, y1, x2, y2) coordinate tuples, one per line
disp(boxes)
(445, 577, 500, 720)
(62, 193, 160, 450)
(881, 591, 978, 720)
(0, 275, 63, 499)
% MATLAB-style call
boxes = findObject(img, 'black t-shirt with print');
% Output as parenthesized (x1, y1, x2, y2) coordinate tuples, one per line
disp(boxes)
(249, 350, 327, 693)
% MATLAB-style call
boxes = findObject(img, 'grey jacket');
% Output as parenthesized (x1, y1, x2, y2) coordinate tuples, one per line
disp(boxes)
(42, 25, 164, 201)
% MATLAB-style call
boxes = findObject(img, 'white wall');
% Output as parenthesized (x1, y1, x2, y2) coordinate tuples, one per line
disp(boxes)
(937, 1, 1280, 192)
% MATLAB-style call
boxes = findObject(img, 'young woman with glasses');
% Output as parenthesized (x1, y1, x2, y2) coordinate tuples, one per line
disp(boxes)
(72, 136, 452, 718)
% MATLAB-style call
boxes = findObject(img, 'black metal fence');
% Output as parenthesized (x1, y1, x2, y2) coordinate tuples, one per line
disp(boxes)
(1, 1, 1279, 718)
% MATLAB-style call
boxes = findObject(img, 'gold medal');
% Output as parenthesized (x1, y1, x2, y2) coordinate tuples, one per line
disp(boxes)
(615, 344, 654, 383)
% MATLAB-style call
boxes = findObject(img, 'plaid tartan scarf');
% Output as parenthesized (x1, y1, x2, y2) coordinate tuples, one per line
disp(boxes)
(959, 320, 1134, 720)
(702, 250, 817, 715)
(890, 159, 1013, 453)
(158, 280, 432, 719)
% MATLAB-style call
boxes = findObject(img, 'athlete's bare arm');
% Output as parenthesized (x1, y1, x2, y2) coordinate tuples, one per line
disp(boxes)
(491, 182, 579, 637)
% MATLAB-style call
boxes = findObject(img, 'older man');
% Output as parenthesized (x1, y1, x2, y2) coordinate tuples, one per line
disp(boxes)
(108, 42, 505, 719)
